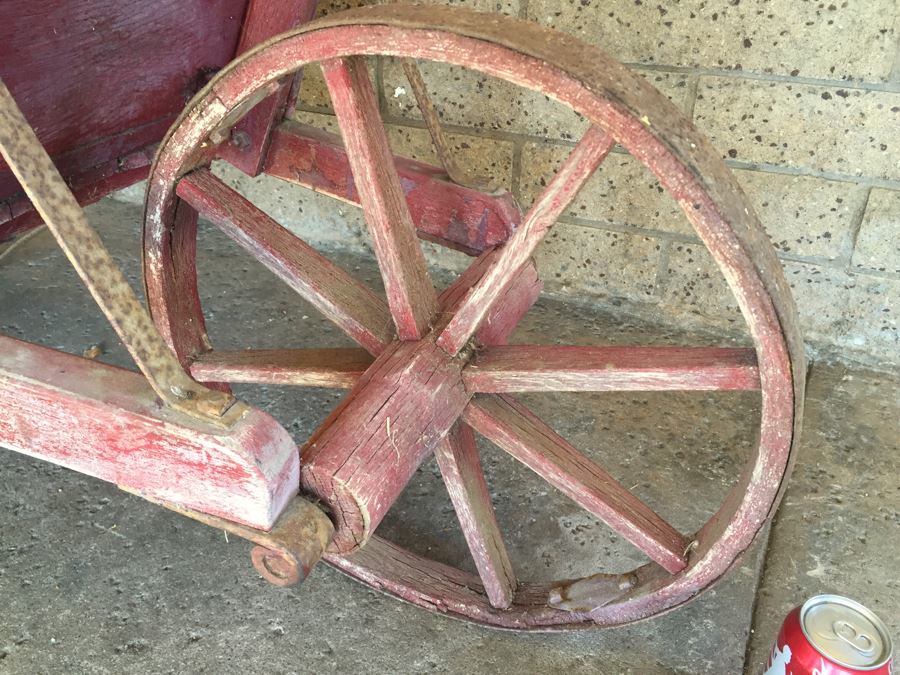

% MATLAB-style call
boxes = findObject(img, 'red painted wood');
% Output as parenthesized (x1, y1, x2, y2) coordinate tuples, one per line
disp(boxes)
(464, 394, 688, 573)
(300, 338, 470, 552)
(179, 248, 539, 388)
(0, 336, 298, 530)
(177, 168, 393, 355)
(0, 0, 246, 201)
(437, 126, 614, 354)
(183, 253, 537, 388)
(216, 0, 318, 176)
(434, 422, 517, 609)
(437, 248, 541, 347)
(263, 121, 520, 255)
(437, 249, 499, 313)
(0, 146, 153, 243)
(474, 260, 542, 346)
(0, 118, 168, 209)
(464, 345, 761, 393)
(326, 536, 582, 629)
(421, 244, 536, 608)
(321, 57, 439, 340)
(143, 197, 218, 375)
(190, 348, 373, 388)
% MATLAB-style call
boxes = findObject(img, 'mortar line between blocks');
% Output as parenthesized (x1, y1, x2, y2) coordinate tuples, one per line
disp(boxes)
(510, 139, 524, 201)
(517, 0, 529, 20)
(551, 216, 898, 281)
(775, 251, 851, 270)
(628, 63, 900, 93)
(555, 215, 699, 244)
(848, 266, 900, 281)
(724, 162, 900, 190)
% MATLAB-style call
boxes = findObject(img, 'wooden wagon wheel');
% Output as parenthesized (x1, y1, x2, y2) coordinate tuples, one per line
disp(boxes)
(142, 5, 805, 629)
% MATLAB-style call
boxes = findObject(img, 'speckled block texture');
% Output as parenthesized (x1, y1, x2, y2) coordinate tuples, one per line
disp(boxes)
(112, 0, 899, 368)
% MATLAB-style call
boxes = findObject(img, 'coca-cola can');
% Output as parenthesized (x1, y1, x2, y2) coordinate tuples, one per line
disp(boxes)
(764, 594, 893, 674)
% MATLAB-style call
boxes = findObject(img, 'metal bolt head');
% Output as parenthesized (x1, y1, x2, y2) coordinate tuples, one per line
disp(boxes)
(251, 546, 302, 586)
(230, 130, 251, 150)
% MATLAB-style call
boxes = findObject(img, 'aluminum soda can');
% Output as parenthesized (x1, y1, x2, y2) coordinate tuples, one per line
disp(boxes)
(764, 594, 893, 674)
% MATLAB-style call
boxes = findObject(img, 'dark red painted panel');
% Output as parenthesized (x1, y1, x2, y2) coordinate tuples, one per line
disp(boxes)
(0, 0, 248, 200)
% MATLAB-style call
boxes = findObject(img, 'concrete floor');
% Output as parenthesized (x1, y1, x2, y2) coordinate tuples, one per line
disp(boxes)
(0, 199, 896, 673)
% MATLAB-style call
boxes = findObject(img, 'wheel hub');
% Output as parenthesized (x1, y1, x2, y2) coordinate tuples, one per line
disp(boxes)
(300, 332, 478, 553)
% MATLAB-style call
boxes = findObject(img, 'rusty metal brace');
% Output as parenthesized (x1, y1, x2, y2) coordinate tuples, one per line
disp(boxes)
(131, 491, 335, 586)
(548, 571, 639, 613)
(400, 59, 498, 193)
(0, 79, 235, 424)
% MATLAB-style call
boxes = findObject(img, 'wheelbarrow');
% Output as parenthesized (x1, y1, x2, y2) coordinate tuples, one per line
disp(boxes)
(0, 0, 805, 629)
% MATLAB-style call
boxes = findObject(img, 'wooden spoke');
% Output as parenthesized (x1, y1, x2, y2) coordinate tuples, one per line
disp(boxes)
(150, 199, 212, 366)
(322, 56, 439, 340)
(474, 260, 543, 347)
(190, 348, 373, 388)
(434, 423, 516, 609)
(463, 394, 688, 573)
(437, 126, 614, 355)
(400, 59, 479, 189)
(463, 345, 760, 393)
(437, 247, 543, 344)
(176, 169, 392, 355)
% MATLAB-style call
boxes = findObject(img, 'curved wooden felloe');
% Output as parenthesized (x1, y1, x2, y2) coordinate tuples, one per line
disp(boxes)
(142, 5, 804, 629)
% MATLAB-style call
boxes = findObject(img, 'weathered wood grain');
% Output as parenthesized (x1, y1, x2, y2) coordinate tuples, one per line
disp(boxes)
(326, 535, 596, 629)
(0, 81, 233, 418)
(400, 59, 478, 189)
(473, 260, 542, 346)
(263, 121, 520, 255)
(155, 199, 215, 361)
(321, 56, 439, 340)
(0, 336, 298, 530)
(216, 0, 317, 176)
(0, 145, 152, 244)
(301, 338, 471, 552)
(191, 348, 373, 388)
(177, 168, 393, 355)
(464, 345, 760, 393)
(434, 422, 517, 609)
(140, 7, 803, 626)
(437, 247, 541, 345)
(0, 0, 245, 201)
(464, 394, 688, 573)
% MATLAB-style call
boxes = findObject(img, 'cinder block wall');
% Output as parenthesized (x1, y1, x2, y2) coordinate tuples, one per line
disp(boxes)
(122, 0, 900, 368)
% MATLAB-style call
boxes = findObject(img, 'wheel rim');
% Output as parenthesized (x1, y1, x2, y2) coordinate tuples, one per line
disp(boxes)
(142, 5, 805, 629)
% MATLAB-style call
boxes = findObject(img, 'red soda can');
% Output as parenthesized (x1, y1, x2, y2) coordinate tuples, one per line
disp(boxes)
(764, 595, 893, 674)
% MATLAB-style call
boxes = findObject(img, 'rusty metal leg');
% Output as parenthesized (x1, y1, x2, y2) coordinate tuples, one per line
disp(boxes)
(0, 80, 335, 585)
(0, 79, 233, 424)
